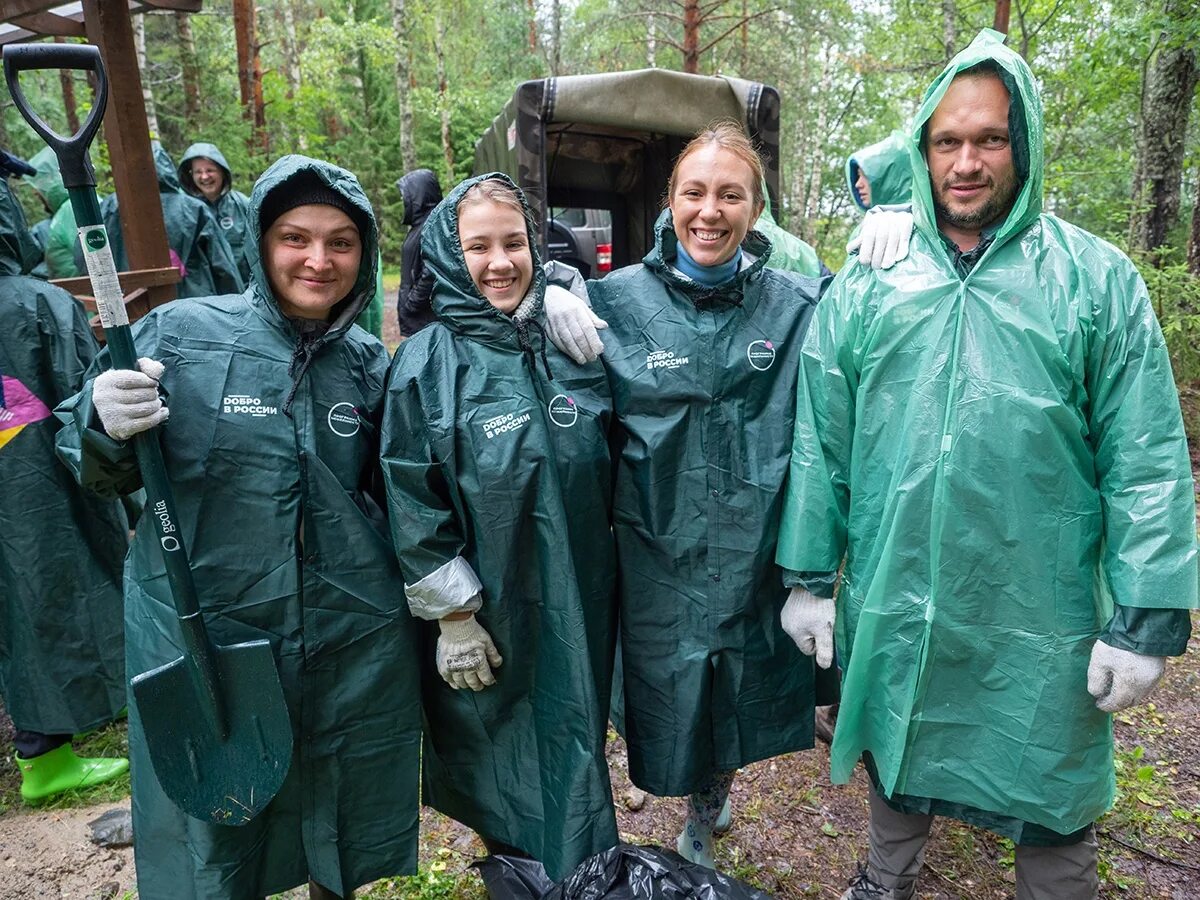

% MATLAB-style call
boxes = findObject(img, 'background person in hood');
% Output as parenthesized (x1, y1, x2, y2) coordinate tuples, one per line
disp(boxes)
(0, 176, 129, 805)
(100, 142, 244, 299)
(177, 141, 254, 285)
(56, 156, 421, 900)
(778, 30, 1197, 900)
(846, 130, 912, 212)
(381, 174, 618, 880)
(568, 123, 829, 872)
(394, 167, 442, 336)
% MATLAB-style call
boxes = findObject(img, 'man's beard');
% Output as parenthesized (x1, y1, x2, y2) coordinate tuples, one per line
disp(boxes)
(933, 170, 1020, 231)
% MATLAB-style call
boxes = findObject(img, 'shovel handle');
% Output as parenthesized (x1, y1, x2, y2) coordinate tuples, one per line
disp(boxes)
(3, 43, 229, 740)
(3, 43, 106, 190)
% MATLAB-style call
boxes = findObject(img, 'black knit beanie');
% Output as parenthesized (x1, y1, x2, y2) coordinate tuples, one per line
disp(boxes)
(259, 173, 370, 238)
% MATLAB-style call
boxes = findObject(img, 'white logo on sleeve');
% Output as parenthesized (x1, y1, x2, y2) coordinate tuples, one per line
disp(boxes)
(746, 340, 777, 371)
(223, 394, 278, 417)
(548, 394, 579, 428)
(646, 349, 690, 371)
(327, 402, 361, 437)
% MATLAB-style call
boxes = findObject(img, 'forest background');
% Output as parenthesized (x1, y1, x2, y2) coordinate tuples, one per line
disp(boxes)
(1, 0, 1198, 430)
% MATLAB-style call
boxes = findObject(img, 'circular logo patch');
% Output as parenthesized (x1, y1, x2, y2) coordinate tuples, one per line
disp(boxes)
(547, 394, 578, 428)
(746, 340, 776, 371)
(327, 402, 361, 437)
(219, 215, 234, 230)
(85, 229, 107, 250)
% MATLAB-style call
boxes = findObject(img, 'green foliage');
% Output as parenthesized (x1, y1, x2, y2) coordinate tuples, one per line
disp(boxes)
(360, 848, 487, 900)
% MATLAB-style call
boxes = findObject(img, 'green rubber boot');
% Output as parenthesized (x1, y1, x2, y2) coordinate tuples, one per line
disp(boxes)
(16, 743, 129, 803)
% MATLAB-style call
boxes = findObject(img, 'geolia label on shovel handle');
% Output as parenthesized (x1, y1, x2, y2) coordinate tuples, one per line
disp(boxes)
(78, 225, 129, 329)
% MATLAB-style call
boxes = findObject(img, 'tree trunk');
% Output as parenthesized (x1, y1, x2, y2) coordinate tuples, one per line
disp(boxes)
(392, 0, 416, 171)
(133, 14, 159, 138)
(993, 0, 1011, 34)
(54, 37, 80, 135)
(741, 0, 749, 74)
(1187, 170, 1200, 275)
(802, 47, 832, 242)
(233, 0, 268, 155)
(647, 16, 657, 68)
(1129, 0, 1199, 257)
(550, 0, 563, 75)
(279, 1, 307, 150)
(175, 12, 201, 125)
(942, 0, 957, 60)
(435, 12, 455, 185)
(682, 0, 700, 73)
(527, 0, 537, 52)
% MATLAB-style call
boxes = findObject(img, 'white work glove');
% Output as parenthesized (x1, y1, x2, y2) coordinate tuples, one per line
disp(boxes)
(436, 613, 503, 691)
(780, 587, 835, 670)
(846, 206, 913, 270)
(92, 357, 168, 441)
(543, 283, 607, 364)
(1087, 640, 1165, 713)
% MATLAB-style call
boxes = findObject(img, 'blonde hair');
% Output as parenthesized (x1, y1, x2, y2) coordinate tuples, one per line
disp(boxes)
(666, 120, 766, 210)
(458, 178, 526, 218)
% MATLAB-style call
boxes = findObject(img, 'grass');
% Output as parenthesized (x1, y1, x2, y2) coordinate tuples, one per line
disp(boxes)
(0, 718, 131, 815)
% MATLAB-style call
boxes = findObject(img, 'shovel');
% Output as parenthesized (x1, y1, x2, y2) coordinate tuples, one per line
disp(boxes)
(4, 43, 292, 826)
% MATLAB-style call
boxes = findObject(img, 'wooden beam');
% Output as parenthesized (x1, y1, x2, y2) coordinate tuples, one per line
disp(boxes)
(82, 0, 173, 298)
(10, 12, 85, 37)
(51, 265, 180, 298)
(134, 0, 202, 11)
(0, 1, 64, 20)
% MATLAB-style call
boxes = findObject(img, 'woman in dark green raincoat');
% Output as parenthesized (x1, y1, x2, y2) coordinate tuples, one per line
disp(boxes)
(0, 177, 128, 802)
(583, 124, 826, 868)
(56, 155, 421, 900)
(381, 174, 618, 880)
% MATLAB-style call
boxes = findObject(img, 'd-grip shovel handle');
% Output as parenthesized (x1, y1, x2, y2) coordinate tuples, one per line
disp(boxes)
(4, 43, 106, 189)
(3, 43, 229, 740)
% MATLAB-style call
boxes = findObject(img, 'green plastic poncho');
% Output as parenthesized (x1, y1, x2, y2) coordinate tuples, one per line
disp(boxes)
(777, 29, 1200, 839)
(27, 146, 82, 278)
(381, 173, 618, 880)
(753, 180, 824, 277)
(178, 142, 255, 286)
(102, 143, 243, 299)
(589, 210, 826, 797)
(846, 130, 912, 211)
(56, 156, 420, 898)
(0, 180, 126, 736)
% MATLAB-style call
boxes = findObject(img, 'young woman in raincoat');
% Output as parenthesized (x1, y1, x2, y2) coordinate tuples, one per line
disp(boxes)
(380, 174, 618, 880)
(56, 155, 421, 900)
(578, 123, 827, 868)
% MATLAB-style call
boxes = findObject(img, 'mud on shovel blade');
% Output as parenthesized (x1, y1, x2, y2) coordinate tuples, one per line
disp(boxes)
(3, 42, 292, 825)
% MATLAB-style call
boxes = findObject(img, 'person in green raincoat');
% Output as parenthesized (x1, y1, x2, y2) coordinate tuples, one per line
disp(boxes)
(56, 155, 421, 900)
(751, 179, 828, 277)
(574, 123, 827, 869)
(846, 130, 912, 212)
(777, 30, 1198, 900)
(26, 146, 83, 278)
(178, 141, 255, 285)
(101, 142, 243, 299)
(381, 173, 618, 880)
(0, 177, 129, 803)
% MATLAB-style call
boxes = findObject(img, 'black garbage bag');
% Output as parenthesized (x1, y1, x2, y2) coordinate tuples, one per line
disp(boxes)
(473, 845, 776, 900)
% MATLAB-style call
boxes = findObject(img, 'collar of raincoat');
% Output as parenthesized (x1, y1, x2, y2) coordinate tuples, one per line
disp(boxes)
(246, 154, 380, 342)
(0, 179, 44, 277)
(421, 171, 547, 348)
(28, 147, 69, 213)
(846, 130, 913, 211)
(178, 141, 234, 201)
(906, 28, 1043, 260)
(644, 207, 772, 303)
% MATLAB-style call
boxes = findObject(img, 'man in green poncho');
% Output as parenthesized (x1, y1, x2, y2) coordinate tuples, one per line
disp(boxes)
(0, 176, 128, 802)
(777, 30, 1198, 900)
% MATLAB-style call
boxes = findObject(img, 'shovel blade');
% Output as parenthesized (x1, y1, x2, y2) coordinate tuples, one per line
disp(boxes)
(132, 639, 293, 826)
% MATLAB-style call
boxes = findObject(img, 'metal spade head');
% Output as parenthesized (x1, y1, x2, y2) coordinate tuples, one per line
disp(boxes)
(132, 639, 293, 826)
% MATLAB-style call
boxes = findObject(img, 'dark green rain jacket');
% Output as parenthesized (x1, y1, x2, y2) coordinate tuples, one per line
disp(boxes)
(778, 29, 1199, 840)
(56, 156, 420, 898)
(178, 142, 255, 286)
(381, 173, 618, 880)
(28, 146, 82, 278)
(0, 179, 126, 736)
(588, 211, 825, 797)
(846, 130, 912, 211)
(102, 143, 243, 299)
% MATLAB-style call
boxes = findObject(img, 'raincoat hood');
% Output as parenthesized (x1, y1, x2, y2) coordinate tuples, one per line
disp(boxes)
(754, 177, 823, 276)
(397, 168, 441, 226)
(908, 28, 1042, 253)
(0, 180, 44, 277)
(151, 142, 184, 195)
(178, 142, 234, 199)
(846, 130, 912, 210)
(28, 147, 68, 213)
(248, 154, 379, 340)
(422, 172, 546, 346)
(644, 207, 771, 301)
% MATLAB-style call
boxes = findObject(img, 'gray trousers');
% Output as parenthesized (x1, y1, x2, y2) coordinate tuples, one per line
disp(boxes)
(867, 788, 1099, 900)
